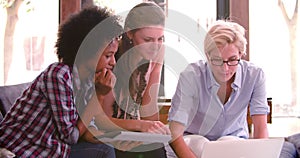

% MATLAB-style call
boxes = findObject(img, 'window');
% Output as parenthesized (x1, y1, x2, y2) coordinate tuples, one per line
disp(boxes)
(249, 0, 300, 116)
(94, 0, 216, 98)
(0, 0, 59, 85)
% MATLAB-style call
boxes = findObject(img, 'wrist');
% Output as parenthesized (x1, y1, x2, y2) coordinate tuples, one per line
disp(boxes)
(136, 120, 145, 132)
(77, 119, 87, 136)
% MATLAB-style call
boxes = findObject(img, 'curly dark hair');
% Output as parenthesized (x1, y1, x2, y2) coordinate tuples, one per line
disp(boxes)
(55, 6, 123, 66)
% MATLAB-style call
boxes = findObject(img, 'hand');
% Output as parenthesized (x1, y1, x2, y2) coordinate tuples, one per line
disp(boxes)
(141, 120, 170, 135)
(0, 148, 15, 158)
(83, 127, 105, 144)
(95, 68, 116, 95)
(110, 140, 143, 151)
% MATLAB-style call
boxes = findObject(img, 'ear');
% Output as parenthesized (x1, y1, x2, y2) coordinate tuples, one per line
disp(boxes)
(239, 51, 245, 58)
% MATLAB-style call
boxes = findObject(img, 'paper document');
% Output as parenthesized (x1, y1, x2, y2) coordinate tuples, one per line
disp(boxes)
(95, 131, 172, 144)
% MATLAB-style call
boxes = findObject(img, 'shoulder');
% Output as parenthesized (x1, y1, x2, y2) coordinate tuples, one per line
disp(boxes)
(43, 62, 73, 81)
(176, 60, 209, 86)
(181, 60, 207, 76)
(239, 60, 265, 74)
(238, 60, 266, 83)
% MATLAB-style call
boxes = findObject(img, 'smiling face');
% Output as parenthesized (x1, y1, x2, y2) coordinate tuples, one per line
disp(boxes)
(207, 44, 242, 84)
(127, 26, 164, 60)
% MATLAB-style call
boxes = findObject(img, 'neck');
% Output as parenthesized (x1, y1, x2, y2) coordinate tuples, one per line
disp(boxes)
(130, 50, 144, 70)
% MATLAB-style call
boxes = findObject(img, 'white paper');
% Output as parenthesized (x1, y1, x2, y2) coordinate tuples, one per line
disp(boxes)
(95, 131, 172, 144)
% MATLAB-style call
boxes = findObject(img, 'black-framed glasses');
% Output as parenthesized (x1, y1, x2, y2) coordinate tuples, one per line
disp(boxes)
(210, 58, 240, 66)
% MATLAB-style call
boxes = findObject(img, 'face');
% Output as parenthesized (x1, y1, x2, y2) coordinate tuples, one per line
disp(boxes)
(127, 26, 164, 60)
(95, 38, 119, 73)
(207, 44, 242, 84)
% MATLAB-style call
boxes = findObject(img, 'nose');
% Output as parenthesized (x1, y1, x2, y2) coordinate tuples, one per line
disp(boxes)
(150, 41, 162, 51)
(109, 56, 116, 66)
(222, 63, 229, 71)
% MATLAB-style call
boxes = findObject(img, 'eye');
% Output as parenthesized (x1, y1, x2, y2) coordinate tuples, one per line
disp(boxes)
(158, 36, 164, 42)
(211, 58, 222, 61)
(143, 38, 152, 42)
(229, 56, 238, 61)
(105, 53, 113, 58)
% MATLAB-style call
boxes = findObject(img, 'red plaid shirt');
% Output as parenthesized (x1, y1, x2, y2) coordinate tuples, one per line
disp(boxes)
(0, 62, 82, 158)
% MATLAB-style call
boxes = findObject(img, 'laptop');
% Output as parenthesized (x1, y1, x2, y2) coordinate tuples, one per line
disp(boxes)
(201, 138, 284, 158)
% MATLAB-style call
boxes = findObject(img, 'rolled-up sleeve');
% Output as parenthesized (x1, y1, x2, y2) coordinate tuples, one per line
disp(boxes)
(168, 67, 199, 127)
(249, 68, 269, 116)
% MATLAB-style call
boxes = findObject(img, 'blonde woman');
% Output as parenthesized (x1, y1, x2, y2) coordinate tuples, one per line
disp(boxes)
(167, 20, 269, 158)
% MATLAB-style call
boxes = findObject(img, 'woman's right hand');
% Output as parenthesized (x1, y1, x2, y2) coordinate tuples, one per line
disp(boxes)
(95, 68, 116, 96)
(110, 140, 143, 151)
(140, 120, 170, 135)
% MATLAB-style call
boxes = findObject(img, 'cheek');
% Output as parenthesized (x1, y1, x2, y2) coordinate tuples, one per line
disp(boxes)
(134, 43, 149, 55)
(96, 57, 106, 68)
(229, 66, 238, 74)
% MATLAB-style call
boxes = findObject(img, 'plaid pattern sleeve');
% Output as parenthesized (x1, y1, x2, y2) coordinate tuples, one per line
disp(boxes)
(0, 63, 79, 158)
(46, 64, 79, 144)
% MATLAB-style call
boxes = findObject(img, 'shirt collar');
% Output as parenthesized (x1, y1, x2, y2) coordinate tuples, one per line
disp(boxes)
(233, 62, 242, 89)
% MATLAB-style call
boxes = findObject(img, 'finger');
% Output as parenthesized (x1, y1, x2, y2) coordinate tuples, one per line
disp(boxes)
(99, 68, 107, 78)
(151, 123, 170, 134)
(116, 141, 134, 151)
(111, 141, 125, 151)
(127, 141, 142, 150)
(104, 70, 113, 80)
(105, 70, 116, 86)
(95, 69, 106, 82)
(103, 68, 108, 77)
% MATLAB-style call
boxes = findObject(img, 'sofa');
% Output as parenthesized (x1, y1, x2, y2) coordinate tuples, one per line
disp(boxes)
(0, 82, 31, 121)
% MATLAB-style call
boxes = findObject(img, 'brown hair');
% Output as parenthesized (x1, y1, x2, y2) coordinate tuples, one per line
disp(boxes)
(113, 2, 165, 119)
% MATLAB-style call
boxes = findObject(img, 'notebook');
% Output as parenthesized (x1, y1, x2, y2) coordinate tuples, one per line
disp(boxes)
(201, 137, 284, 158)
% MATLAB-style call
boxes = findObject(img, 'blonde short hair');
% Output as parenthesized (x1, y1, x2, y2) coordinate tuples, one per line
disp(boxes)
(204, 20, 247, 56)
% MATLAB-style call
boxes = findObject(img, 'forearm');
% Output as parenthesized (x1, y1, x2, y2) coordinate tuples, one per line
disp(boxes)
(170, 136, 196, 158)
(169, 121, 196, 158)
(77, 118, 88, 137)
(95, 116, 144, 132)
(252, 114, 269, 138)
(253, 125, 269, 138)
(81, 127, 104, 144)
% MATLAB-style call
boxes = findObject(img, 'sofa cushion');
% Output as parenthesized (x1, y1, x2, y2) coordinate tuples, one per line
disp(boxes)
(0, 82, 31, 118)
(286, 133, 300, 156)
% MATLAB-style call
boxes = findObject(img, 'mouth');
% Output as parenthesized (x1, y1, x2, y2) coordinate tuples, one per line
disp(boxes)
(95, 68, 113, 74)
(219, 72, 230, 77)
(147, 51, 158, 57)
